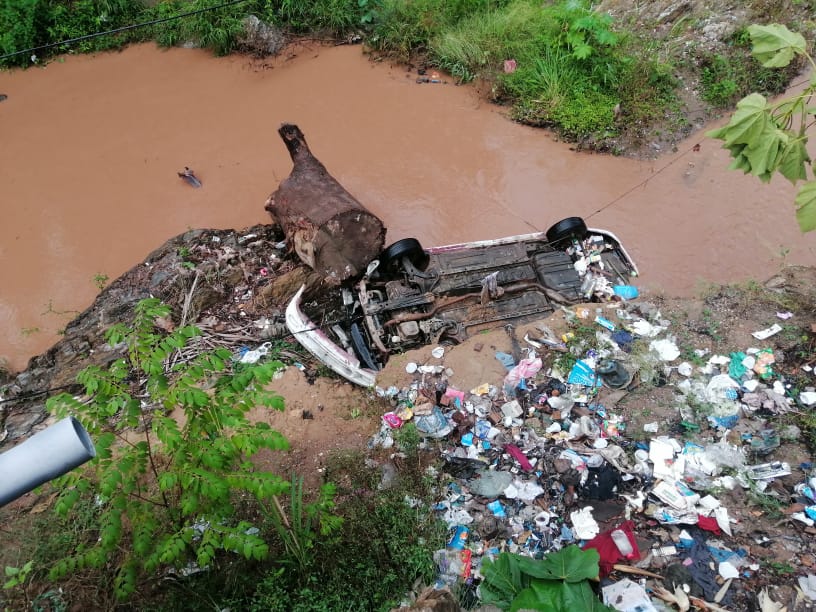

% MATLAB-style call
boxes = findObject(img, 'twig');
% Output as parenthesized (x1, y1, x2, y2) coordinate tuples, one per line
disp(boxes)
(180, 270, 201, 329)
(611, 564, 664, 579)
(272, 495, 291, 529)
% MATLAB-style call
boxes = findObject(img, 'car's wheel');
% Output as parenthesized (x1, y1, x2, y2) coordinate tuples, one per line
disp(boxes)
(380, 238, 428, 271)
(545, 217, 588, 244)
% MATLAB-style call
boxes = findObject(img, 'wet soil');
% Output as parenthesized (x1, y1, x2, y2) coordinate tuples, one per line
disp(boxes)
(1, 42, 815, 373)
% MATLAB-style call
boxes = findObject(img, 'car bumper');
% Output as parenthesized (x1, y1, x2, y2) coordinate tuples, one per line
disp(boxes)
(285, 285, 377, 387)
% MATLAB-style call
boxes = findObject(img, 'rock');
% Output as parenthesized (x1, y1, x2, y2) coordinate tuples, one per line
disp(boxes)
(240, 15, 286, 56)
(657, 1, 691, 23)
(4, 409, 46, 440)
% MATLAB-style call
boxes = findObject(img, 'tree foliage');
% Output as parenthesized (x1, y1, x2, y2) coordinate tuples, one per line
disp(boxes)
(45, 298, 290, 599)
(707, 24, 816, 232)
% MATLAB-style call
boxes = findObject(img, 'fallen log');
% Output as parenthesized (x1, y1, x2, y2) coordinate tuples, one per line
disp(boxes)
(265, 123, 386, 284)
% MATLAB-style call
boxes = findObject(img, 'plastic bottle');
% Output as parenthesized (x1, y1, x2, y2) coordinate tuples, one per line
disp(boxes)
(611, 529, 634, 558)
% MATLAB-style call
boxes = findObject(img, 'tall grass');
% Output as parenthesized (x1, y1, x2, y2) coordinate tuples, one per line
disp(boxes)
(367, 0, 512, 61)
(428, 0, 631, 138)
(178, 0, 251, 55)
(430, 1, 543, 81)
(270, 0, 362, 35)
(502, 48, 579, 107)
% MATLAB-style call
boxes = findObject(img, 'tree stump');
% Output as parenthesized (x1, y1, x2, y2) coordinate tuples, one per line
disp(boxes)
(265, 124, 387, 284)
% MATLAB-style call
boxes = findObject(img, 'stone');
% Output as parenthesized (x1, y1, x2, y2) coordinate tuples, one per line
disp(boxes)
(5, 410, 46, 440)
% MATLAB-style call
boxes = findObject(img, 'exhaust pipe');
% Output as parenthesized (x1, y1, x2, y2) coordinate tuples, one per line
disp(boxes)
(0, 417, 96, 507)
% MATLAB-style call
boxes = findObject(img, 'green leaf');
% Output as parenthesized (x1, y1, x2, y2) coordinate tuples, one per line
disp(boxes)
(706, 93, 769, 146)
(158, 472, 178, 490)
(509, 567, 614, 611)
(749, 24, 806, 68)
(778, 137, 811, 183)
(572, 42, 593, 60)
(55, 488, 80, 516)
(594, 28, 617, 46)
(524, 546, 600, 582)
(795, 181, 816, 232)
(743, 128, 786, 180)
(251, 542, 268, 560)
(560, 579, 615, 611)
(511, 581, 558, 611)
(728, 150, 752, 173)
(481, 554, 526, 608)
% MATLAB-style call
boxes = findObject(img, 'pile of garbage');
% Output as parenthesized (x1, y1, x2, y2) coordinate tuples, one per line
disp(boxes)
(371, 296, 816, 610)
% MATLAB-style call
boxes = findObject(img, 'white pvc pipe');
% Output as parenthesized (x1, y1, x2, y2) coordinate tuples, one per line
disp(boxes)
(0, 417, 96, 507)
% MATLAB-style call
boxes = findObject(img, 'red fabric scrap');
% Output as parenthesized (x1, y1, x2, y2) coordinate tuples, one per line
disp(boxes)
(504, 444, 533, 471)
(696, 514, 722, 535)
(581, 520, 640, 577)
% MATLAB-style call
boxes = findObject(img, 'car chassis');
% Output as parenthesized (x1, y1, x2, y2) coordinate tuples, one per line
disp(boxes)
(286, 217, 638, 387)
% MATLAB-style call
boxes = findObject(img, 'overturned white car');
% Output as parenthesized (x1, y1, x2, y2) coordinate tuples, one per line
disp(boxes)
(286, 217, 638, 387)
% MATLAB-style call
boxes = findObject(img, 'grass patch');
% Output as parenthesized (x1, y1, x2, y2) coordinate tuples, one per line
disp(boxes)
(243, 450, 445, 611)
(424, 0, 682, 144)
(368, 0, 506, 62)
(698, 27, 803, 108)
(747, 489, 785, 519)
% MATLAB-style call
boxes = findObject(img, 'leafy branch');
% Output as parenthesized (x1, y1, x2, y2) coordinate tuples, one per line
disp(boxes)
(707, 24, 816, 232)
(44, 298, 291, 599)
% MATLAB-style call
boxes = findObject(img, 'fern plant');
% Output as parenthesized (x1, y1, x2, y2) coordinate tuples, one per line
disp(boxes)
(45, 298, 291, 599)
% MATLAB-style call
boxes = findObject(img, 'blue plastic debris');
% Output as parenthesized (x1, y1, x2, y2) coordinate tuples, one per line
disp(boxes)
(613, 285, 639, 300)
(487, 500, 506, 518)
(568, 360, 602, 387)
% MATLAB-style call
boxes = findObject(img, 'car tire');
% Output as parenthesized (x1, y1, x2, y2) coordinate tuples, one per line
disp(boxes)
(545, 217, 588, 244)
(381, 238, 428, 271)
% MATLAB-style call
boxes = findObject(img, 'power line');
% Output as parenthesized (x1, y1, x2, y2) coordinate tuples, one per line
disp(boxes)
(0, 0, 254, 62)
(586, 74, 815, 220)
(585, 141, 701, 221)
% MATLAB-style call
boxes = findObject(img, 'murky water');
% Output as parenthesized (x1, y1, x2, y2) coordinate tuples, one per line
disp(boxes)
(1, 42, 813, 372)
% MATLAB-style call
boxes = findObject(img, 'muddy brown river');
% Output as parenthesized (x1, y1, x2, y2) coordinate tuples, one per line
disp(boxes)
(0, 43, 813, 372)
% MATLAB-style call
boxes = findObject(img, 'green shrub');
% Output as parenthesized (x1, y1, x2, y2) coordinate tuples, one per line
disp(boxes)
(429, 0, 633, 138)
(150, 0, 186, 48)
(1, 0, 149, 67)
(246, 451, 445, 611)
(170, 0, 255, 55)
(0, 0, 50, 66)
(699, 27, 801, 108)
(499, 47, 581, 103)
(614, 45, 679, 127)
(45, 298, 291, 600)
(549, 89, 619, 139)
